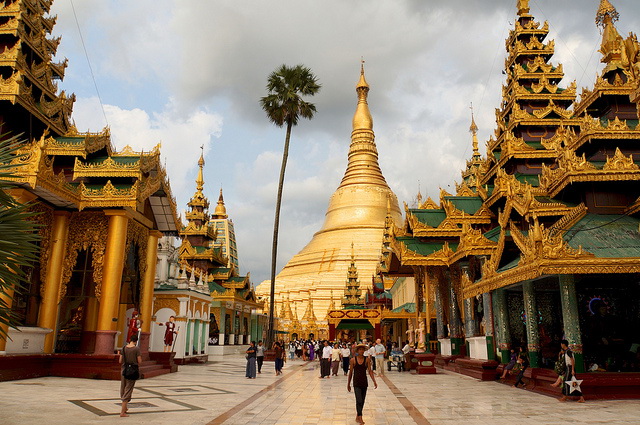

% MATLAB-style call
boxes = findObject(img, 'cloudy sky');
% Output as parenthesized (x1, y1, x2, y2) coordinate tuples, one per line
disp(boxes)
(50, 0, 639, 284)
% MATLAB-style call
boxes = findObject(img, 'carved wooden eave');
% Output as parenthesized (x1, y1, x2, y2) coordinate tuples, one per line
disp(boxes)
(566, 116, 640, 152)
(574, 75, 636, 115)
(483, 168, 546, 208)
(78, 180, 138, 210)
(73, 156, 142, 179)
(506, 20, 549, 46)
(455, 182, 476, 197)
(506, 183, 576, 219)
(505, 38, 555, 69)
(625, 196, 640, 216)
(464, 256, 639, 299)
(180, 220, 216, 239)
(449, 224, 497, 263)
(418, 196, 439, 209)
(480, 227, 506, 280)
(541, 147, 640, 197)
(393, 239, 454, 267)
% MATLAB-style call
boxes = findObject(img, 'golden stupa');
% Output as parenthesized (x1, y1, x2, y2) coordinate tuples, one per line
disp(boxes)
(258, 63, 402, 323)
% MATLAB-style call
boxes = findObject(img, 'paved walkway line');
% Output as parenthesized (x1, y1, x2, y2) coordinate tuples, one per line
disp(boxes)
(380, 374, 431, 425)
(206, 361, 310, 425)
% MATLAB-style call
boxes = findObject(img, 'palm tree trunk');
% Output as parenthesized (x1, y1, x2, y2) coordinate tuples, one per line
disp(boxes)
(268, 119, 293, 346)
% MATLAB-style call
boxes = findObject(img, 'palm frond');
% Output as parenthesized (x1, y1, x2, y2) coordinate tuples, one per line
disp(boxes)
(0, 133, 41, 340)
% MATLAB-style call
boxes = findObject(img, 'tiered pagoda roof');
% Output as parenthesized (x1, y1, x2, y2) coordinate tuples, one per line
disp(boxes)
(382, 0, 640, 300)
(2, 0, 180, 233)
(342, 244, 365, 308)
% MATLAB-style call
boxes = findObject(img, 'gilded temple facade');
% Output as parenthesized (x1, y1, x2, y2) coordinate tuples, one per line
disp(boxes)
(0, 0, 181, 380)
(257, 65, 403, 333)
(383, 0, 640, 397)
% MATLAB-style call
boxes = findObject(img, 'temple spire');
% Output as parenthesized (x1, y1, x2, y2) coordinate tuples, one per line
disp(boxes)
(517, 0, 530, 17)
(340, 61, 387, 189)
(196, 146, 205, 192)
(469, 103, 480, 157)
(352, 58, 372, 131)
(213, 188, 228, 219)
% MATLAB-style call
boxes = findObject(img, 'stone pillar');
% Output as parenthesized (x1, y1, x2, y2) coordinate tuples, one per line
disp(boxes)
(434, 270, 447, 341)
(482, 292, 496, 361)
(94, 211, 129, 355)
(558, 275, 584, 373)
(139, 230, 161, 354)
(492, 288, 511, 363)
(38, 211, 71, 353)
(463, 298, 476, 338)
(522, 281, 541, 368)
(447, 272, 464, 355)
(218, 306, 226, 345)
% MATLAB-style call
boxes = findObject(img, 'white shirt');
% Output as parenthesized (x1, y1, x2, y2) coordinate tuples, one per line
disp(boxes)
(363, 346, 370, 356)
(402, 344, 411, 354)
(322, 345, 333, 359)
(341, 348, 351, 357)
(367, 347, 376, 357)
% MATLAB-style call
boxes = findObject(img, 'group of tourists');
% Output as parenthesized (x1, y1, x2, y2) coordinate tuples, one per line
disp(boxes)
(245, 337, 403, 424)
(500, 340, 585, 403)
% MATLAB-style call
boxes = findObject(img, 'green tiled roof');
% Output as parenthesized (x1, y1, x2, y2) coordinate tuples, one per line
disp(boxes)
(444, 196, 483, 215)
(396, 237, 458, 256)
(85, 156, 139, 165)
(409, 209, 447, 227)
(208, 281, 227, 293)
(564, 214, 640, 258)
(483, 226, 501, 242)
(54, 136, 84, 145)
(392, 302, 415, 313)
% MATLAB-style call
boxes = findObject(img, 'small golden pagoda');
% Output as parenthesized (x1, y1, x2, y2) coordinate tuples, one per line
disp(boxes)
(342, 244, 364, 308)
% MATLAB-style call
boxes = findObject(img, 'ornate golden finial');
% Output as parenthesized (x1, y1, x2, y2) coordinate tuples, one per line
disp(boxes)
(596, 0, 619, 28)
(469, 103, 479, 155)
(213, 187, 227, 218)
(353, 59, 373, 131)
(516, 0, 530, 17)
(351, 241, 355, 261)
(195, 147, 205, 191)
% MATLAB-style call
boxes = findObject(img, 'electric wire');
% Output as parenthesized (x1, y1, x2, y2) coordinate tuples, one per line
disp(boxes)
(69, 0, 109, 127)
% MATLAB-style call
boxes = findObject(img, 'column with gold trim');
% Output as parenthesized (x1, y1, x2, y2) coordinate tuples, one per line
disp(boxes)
(94, 210, 129, 355)
(38, 211, 71, 353)
(139, 230, 162, 353)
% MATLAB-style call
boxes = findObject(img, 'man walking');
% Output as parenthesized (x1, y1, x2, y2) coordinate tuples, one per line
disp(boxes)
(320, 340, 332, 378)
(374, 338, 386, 376)
(256, 340, 265, 374)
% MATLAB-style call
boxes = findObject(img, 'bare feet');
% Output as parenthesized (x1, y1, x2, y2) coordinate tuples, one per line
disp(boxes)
(559, 396, 567, 402)
(550, 382, 559, 388)
(120, 413, 129, 417)
(578, 397, 586, 403)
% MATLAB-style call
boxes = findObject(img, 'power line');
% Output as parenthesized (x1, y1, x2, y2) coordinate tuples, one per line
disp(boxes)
(69, 0, 109, 127)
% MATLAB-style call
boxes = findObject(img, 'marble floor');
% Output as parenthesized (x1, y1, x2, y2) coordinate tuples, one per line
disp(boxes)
(1, 356, 639, 424)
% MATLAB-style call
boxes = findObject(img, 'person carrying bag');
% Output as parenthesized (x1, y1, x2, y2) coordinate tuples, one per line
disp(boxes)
(119, 334, 142, 417)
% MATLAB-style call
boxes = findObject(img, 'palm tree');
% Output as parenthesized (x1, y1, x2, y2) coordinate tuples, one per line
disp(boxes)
(260, 64, 320, 345)
(0, 135, 40, 340)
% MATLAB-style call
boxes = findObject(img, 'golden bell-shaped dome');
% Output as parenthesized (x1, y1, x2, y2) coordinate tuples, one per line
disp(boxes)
(213, 188, 227, 219)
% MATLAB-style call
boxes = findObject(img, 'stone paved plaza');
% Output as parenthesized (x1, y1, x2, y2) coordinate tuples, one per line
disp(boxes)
(2, 356, 639, 425)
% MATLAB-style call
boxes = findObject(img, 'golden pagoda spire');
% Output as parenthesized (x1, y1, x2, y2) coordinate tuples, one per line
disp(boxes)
(469, 103, 480, 156)
(327, 289, 336, 313)
(596, 0, 619, 27)
(352, 58, 372, 133)
(195, 145, 205, 192)
(340, 59, 388, 189)
(516, 0, 530, 17)
(213, 188, 228, 218)
(596, 0, 624, 74)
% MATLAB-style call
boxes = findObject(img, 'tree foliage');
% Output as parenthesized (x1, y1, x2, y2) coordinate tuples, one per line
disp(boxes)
(0, 135, 40, 339)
